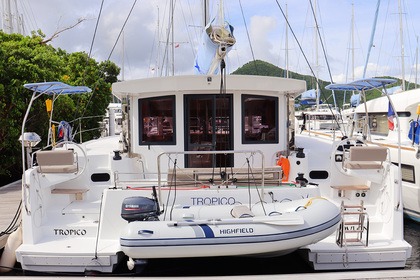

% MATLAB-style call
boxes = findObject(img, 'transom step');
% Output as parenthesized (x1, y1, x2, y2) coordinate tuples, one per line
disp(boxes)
(336, 200, 369, 247)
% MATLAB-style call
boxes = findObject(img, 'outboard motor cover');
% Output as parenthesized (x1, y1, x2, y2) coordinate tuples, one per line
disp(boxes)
(121, 196, 159, 222)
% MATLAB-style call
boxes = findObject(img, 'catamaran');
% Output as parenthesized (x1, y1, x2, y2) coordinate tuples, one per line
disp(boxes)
(0, 0, 412, 275)
(7, 75, 411, 274)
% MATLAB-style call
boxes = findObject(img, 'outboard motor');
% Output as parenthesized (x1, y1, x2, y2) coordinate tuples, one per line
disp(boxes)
(121, 196, 160, 222)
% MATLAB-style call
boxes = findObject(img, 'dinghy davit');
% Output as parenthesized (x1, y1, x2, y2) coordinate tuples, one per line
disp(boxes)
(120, 197, 341, 259)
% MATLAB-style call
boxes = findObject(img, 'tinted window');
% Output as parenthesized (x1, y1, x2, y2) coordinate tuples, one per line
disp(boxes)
(242, 95, 278, 143)
(139, 96, 175, 145)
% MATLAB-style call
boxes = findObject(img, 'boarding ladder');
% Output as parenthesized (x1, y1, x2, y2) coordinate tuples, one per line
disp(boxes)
(336, 200, 369, 247)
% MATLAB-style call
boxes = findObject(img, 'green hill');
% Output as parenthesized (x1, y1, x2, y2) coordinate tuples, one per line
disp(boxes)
(232, 59, 417, 108)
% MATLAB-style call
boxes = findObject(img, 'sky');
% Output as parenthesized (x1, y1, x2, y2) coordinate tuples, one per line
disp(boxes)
(3, 0, 420, 85)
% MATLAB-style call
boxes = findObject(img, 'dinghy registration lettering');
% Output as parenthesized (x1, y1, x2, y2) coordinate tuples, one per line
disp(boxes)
(220, 228, 254, 235)
(191, 196, 236, 205)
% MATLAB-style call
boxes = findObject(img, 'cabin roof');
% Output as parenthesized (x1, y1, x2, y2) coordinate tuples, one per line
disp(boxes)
(112, 75, 306, 99)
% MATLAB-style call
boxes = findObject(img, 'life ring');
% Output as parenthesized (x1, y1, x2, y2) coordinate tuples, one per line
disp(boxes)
(276, 156, 290, 182)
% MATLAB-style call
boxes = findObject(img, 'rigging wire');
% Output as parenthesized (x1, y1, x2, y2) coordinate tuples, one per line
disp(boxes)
(147, 20, 159, 75)
(159, 0, 175, 76)
(73, 0, 138, 137)
(71, 0, 106, 131)
(87, 0, 105, 59)
(148, 7, 159, 78)
(20, 0, 38, 34)
(308, 0, 334, 84)
(106, 0, 139, 62)
(402, 0, 417, 89)
(238, 0, 259, 74)
(274, 0, 345, 133)
(179, 1, 197, 61)
(308, 0, 338, 108)
(274, 1, 318, 87)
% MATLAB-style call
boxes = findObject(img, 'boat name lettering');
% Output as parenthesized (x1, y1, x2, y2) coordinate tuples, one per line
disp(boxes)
(54, 229, 87, 236)
(191, 196, 236, 205)
(219, 228, 254, 235)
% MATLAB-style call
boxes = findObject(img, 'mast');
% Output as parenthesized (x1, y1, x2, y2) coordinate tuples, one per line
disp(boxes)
(285, 2, 289, 78)
(13, 0, 22, 34)
(416, 36, 418, 89)
(204, 0, 209, 27)
(122, 32, 125, 81)
(156, 6, 160, 77)
(398, 0, 405, 91)
(2, 0, 14, 33)
(314, 0, 320, 110)
(2, 0, 24, 34)
(349, 1, 355, 106)
(351, 2, 355, 82)
(170, 0, 175, 76)
(363, 0, 380, 78)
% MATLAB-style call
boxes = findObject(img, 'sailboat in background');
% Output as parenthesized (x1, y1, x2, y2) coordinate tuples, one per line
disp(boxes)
(296, 0, 343, 134)
(0, 0, 412, 275)
(340, 0, 420, 223)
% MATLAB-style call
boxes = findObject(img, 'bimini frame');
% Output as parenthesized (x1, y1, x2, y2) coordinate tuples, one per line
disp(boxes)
(21, 82, 91, 213)
(326, 78, 402, 210)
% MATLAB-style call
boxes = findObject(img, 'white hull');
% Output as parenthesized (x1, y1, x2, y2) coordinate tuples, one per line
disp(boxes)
(295, 132, 411, 270)
(13, 75, 411, 273)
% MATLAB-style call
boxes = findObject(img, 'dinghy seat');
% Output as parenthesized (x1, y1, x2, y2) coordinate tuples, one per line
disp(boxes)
(230, 205, 254, 218)
(344, 146, 387, 170)
(36, 149, 78, 173)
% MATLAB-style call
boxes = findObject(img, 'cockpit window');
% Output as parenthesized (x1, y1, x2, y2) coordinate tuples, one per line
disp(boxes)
(242, 94, 278, 144)
(139, 95, 175, 145)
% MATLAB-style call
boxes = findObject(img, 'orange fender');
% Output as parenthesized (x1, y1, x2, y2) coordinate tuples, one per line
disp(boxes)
(276, 156, 290, 182)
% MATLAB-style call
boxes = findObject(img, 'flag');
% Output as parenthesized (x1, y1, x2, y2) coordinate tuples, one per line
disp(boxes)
(387, 102, 395, 131)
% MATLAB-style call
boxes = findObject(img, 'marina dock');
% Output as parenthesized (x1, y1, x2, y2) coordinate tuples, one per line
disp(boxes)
(0, 180, 21, 248)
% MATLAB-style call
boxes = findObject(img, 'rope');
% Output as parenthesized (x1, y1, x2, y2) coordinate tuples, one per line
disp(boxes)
(0, 200, 21, 237)
(304, 196, 326, 208)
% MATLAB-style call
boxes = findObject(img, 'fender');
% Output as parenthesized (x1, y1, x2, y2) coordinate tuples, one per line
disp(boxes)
(276, 156, 290, 182)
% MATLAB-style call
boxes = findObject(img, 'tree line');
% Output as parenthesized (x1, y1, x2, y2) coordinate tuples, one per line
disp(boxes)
(0, 30, 120, 185)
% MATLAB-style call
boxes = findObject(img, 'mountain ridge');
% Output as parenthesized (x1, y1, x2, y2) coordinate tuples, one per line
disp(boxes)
(232, 59, 416, 108)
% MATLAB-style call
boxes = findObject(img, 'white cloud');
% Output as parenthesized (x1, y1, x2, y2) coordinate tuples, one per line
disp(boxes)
(11, 0, 420, 83)
(249, 15, 278, 62)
